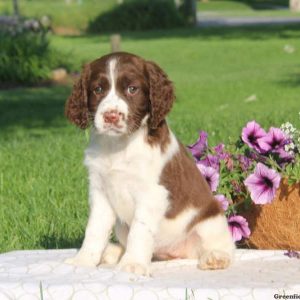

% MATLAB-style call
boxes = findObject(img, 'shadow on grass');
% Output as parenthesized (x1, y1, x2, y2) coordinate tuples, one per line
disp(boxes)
(278, 72, 300, 87)
(40, 234, 83, 249)
(64, 23, 300, 42)
(0, 85, 71, 130)
(221, 0, 289, 10)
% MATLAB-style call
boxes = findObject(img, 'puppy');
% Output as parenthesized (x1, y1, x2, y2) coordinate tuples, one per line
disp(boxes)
(64, 52, 234, 275)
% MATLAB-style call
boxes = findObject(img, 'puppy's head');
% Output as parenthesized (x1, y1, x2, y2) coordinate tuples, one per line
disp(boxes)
(65, 52, 175, 136)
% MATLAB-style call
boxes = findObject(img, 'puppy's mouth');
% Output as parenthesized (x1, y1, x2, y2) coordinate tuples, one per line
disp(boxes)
(95, 123, 127, 136)
(104, 123, 124, 130)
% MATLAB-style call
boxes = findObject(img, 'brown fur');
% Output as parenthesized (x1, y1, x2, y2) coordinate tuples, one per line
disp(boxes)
(65, 52, 175, 141)
(65, 52, 222, 225)
(145, 61, 175, 130)
(160, 143, 223, 228)
(65, 64, 91, 129)
(146, 120, 171, 152)
(65, 52, 232, 271)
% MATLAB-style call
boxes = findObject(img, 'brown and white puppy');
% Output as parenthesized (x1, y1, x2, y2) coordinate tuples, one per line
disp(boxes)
(64, 52, 235, 275)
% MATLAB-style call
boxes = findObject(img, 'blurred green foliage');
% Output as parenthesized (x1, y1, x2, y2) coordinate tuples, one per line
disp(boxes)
(88, 0, 186, 33)
(0, 24, 73, 85)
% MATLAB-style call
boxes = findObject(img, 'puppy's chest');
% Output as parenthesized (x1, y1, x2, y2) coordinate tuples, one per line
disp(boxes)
(98, 145, 161, 183)
(102, 157, 139, 223)
(86, 141, 163, 223)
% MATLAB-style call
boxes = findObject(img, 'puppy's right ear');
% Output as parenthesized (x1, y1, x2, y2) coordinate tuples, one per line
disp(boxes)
(146, 61, 175, 130)
(65, 64, 90, 129)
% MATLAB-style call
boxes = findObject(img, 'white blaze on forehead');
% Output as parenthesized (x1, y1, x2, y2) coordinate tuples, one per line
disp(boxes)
(94, 57, 129, 136)
(108, 58, 118, 94)
(104, 57, 122, 105)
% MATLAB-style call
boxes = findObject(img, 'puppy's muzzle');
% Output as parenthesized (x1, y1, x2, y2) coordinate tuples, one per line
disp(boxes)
(103, 110, 124, 126)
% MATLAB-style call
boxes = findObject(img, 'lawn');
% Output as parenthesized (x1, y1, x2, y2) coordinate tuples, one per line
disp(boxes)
(1, 25, 300, 253)
(0, 0, 116, 31)
(197, 0, 289, 11)
(1, 0, 299, 33)
(198, 0, 300, 17)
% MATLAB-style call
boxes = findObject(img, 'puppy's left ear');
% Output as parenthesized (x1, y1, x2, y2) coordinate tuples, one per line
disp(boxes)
(146, 61, 175, 129)
(65, 64, 91, 129)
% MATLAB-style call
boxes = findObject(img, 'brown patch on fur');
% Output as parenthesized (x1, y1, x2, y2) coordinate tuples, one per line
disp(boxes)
(160, 143, 223, 230)
(65, 52, 176, 150)
(145, 61, 175, 130)
(187, 200, 222, 232)
(115, 54, 151, 135)
(65, 64, 91, 129)
(146, 120, 171, 152)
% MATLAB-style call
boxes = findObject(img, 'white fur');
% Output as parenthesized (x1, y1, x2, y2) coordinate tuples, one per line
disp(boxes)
(101, 242, 124, 265)
(196, 214, 234, 254)
(66, 122, 235, 274)
(94, 58, 128, 136)
(196, 215, 235, 269)
(65, 58, 235, 275)
(66, 124, 179, 273)
(154, 208, 198, 250)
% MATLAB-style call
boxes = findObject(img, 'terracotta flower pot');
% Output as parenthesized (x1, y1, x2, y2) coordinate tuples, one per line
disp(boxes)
(242, 180, 300, 250)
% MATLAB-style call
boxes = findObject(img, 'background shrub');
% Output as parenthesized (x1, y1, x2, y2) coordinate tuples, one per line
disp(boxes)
(0, 20, 73, 85)
(88, 0, 186, 33)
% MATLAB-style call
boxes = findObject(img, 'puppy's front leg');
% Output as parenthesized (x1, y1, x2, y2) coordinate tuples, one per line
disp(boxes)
(118, 185, 168, 276)
(65, 173, 116, 267)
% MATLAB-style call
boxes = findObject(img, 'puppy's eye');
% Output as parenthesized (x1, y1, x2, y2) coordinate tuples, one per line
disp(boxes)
(94, 86, 104, 95)
(127, 86, 138, 95)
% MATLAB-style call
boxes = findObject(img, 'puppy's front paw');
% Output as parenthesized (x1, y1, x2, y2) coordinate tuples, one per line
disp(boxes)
(119, 262, 149, 276)
(64, 253, 100, 267)
(117, 253, 150, 276)
(198, 250, 231, 270)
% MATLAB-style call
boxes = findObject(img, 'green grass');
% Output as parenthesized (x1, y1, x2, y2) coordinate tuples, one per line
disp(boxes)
(198, 0, 300, 17)
(0, 0, 116, 31)
(0, 86, 88, 251)
(1, 25, 300, 253)
(1, 0, 299, 33)
(198, 0, 254, 12)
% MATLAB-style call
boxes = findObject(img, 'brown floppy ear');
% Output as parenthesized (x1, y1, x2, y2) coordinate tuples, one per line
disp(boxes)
(65, 64, 90, 129)
(146, 61, 175, 129)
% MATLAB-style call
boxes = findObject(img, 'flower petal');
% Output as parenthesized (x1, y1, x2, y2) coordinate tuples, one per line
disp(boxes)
(215, 194, 229, 211)
(241, 121, 266, 152)
(187, 131, 208, 159)
(244, 163, 281, 204)
(197, 164, 219, 192)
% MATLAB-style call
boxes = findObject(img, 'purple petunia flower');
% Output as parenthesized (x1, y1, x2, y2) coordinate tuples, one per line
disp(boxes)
(214, 143, 225, 154)
(257, 127, 288, 153)
(248, 151, 268, 164)
(242, 121, 266, 152)
(215, 194, 229, 211)
(228, 215, 251, 242)
(213, 143, 225, 157)
(198, 154, 220, 172)
(275, 148, 294, 164)
(244, 163, 281, 204)
(197, 164, 219, 192)
(187, 131, 208, 160)
(284, 250, 300, 259)
(237, 154, 252, 171)
(214, 143, 232, 161)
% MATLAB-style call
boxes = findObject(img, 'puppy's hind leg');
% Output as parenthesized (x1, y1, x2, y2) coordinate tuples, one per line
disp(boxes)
(101, 242, 124, 265)
(195, 214, 235, 270)
(100, 219, 128, 265)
